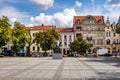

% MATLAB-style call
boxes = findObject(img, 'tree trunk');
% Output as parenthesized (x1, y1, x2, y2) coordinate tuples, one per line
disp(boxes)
(45, 50, 48, 56)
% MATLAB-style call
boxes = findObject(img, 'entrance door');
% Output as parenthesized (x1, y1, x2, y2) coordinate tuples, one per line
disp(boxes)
(63, 48, 66, 55)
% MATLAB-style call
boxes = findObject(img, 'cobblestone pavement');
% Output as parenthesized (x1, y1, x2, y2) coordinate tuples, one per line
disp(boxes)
(0, 57, 120, 80)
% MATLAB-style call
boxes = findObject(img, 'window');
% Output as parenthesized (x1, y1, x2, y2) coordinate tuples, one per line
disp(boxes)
(76, 27, 82, 30)
(107, 26, 109, 29)
(37, 47, 39, 52)
(98, 27, 102, 30)
(113, 39, 116, 44)
(64, 35, 67, 41)
(59, 35, 62, 41)
(76, 33, 81, 37)
(92, 39, 95, 44)
(76, 20, 80, 24)
(33, 47, 35, 51)
(98, 39, 103, 45)
(32, 39, 35, 43)
(109, 32, 111, 37)
(83, 20, 94, 24)
(92, 26, 95, 30)
(84, 26, 86, 30)
(98, 19, 102, 24)
(88, 26, 90, 30)
(113, 32, 116, 37)
(69, 35, 72, 41)
(98, 33, 103, 37)
(33, 33, 35, 37)
(106, 32, 108, 37)
(106, 39, 110, 45)
(83, 21, 87, 24)
(64, 42, 67, 46)
(90, 20, 95, 24)
(59, 42, 62, 46)
(99, 27, 103, 30)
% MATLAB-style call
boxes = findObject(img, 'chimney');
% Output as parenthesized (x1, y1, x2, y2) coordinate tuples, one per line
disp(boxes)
(41, 24, 44, 26)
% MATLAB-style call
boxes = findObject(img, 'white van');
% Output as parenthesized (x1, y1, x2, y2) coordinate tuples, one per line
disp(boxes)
(97, 49, 108, 56)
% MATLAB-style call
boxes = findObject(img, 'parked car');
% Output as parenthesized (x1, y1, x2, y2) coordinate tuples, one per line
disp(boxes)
(32, 52, 43, 57)
(67, 53, 74, 57)
(16, 52, 25, 57)
(88, 53, 94, 57)
(2, 50, 15, 56)
(99, 53, 112, 57)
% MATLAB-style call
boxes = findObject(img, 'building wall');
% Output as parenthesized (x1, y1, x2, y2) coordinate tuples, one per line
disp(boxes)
(73, 15, 106, 52)
(57, 32, 74, 55)
(105, 20, 120, 54)
(1, 16, 120, 56)
(25, 29, 52, 55)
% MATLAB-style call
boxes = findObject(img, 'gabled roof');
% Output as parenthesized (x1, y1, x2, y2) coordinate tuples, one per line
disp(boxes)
(56, 28, 73, 32)
(74, 15, 104, 24)
(26, 25, 55, 30)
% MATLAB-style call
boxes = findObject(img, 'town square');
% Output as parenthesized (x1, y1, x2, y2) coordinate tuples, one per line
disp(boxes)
(0, 0, 120, 80)
(0, 57, 120, 80)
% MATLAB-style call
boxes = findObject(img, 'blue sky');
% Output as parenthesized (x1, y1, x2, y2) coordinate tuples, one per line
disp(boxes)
(0, 0, 120, 27)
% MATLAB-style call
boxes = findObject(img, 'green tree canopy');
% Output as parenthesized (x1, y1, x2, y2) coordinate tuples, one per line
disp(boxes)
(0, 16, 11, 48)
(69, 36, 90, 53)
(116, 27, 120, 34)
(35, 28, 59, 54)
(115, 23, 120, 34)
(12, 21, 27, 53)
(26, 29, 32, 56)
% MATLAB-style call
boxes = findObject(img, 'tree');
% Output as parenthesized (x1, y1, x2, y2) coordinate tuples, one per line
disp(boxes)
(69, 36, 90, 54)
(35, 29, 59, 56)
(116, 27, 120, 34)
(12, 21, 27, 54)
(26, 29, 32, 56)
(0, 16, 11, 48)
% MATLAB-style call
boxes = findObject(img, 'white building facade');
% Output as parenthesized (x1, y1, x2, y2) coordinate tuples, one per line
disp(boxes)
(56, 28, 74, 55)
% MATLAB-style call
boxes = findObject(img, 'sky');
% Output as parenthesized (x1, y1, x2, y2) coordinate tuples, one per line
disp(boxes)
(0, 0, 120, 27)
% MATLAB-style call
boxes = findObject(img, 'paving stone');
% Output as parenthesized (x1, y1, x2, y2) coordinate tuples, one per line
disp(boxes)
(0, 57, 119, 80)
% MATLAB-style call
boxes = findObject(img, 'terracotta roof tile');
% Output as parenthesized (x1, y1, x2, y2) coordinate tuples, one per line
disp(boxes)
(56, 28, 73, 32)
(26, 25, 55, 30)
(74, 15, 104, 24)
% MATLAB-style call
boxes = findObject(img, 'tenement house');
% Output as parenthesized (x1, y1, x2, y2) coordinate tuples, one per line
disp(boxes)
(73, 15, 106, 53)
(105, 17, 120, 54)
(56, 28, 74, 55)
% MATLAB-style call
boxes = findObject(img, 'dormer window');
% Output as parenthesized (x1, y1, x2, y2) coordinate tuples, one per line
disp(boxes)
(98, 19, 102, 24)
(76, 19, 80, 24)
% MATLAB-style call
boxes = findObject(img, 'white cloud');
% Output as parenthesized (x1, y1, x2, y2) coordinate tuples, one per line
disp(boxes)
(75, 1, 82, 7)
(30, 0, 54, 9)
(10, 18, 17, 23)
(103, 0, 120, 22)
(76, 4, 119, 23)
(30, 8, 77, 27)
(104, 0, 120, 9)
(0, 6, 30, 25)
